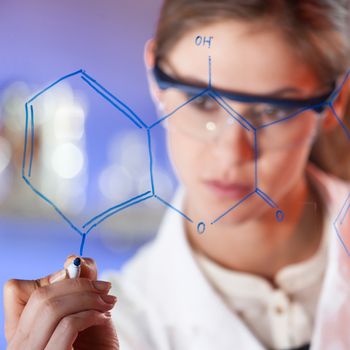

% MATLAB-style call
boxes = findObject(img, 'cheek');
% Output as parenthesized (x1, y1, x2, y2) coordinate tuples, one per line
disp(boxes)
(260, 146, 310, 183)
(258, 114, 318, 193)
(166, 129, 201, 187)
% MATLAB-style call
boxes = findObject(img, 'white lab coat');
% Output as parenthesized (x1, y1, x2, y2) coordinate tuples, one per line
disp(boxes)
(104, 166, 350, 350)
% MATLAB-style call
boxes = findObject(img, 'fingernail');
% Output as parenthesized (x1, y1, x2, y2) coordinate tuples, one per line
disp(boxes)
(100, 294, 117, 304)
(93, 280, 111, 291)
(49, 269, 67, 284)
(104, 311, 112, 318)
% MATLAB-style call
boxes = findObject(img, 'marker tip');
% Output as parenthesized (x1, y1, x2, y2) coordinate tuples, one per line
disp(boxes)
(73, 257, 81, 267)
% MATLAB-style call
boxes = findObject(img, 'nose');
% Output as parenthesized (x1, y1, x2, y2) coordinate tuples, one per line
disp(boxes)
(212, 116, 255, 167)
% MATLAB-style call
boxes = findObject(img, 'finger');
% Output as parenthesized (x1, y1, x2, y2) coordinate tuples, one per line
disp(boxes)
(34, 278, 112, 303)
(3, 272, 60, 342)
(64, 256, 97, 280)
(44, 310, 111, 350)
(19, 291, 117, 350)
(19, 278, 112, 331)
(4, 257, 99, 343)
(4, 266, 69, 341)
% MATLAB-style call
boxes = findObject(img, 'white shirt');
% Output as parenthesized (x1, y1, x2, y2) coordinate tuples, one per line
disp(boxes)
(104, 165, 350, 350)
(194, 225, 327, 349)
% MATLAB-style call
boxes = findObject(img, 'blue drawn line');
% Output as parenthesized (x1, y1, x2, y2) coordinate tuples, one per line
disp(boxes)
(147, 129, 155, 194)
(209, 91, 254, 130)
(209, 91, 253, 131)
(329, 103, 350, 140)
(256, 188, 278, 208)
(149, 88, 210, 129)
(335, 193, 350, 226)
(340, 202, 350, 225)
(208, 56, 212, 88)
(333, 191, 350, 257)
(22, 103, 29, 178)
(211, 191, 255, 225)
(80, 233, 87, 256)
(22, 175, 83, 236)
(334, 193, 350, 224)
(85, 194, 154, 235)
(154, 195, 194, 223)
(81, 71, 147, 129)
(329, 69, 350, 103)
(83, 191, 152, 229)
(27, 70, 83, 104)
(334, 222, 350, 257)
(211, 192, 255, 224)
(254, 130, 258, 188)
(28, 105, 35, 177)
(81, 76, 143, 129)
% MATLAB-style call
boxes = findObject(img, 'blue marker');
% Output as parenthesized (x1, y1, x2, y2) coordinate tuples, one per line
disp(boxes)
(67, 257, 81, 279)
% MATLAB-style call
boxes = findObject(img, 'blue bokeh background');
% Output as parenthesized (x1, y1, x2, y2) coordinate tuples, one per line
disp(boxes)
(0, 0, 163, 347)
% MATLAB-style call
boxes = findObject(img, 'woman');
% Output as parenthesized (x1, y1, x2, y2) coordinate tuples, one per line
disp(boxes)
(4, 1, 350, 349)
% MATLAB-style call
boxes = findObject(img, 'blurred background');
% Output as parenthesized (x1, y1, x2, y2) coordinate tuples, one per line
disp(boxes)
(0, 0, 180, 347)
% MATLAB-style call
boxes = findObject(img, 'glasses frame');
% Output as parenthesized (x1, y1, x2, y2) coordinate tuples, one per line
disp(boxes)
(152, 60, 335, 114)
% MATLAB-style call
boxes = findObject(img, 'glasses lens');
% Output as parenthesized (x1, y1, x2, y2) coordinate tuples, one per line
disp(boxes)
(220, 97, 320, 151)
(158, 84, 320, 150)
(161, 90, 253, 142)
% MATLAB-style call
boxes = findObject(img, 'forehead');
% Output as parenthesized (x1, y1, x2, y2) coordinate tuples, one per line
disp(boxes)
(166, 20, 320, 96)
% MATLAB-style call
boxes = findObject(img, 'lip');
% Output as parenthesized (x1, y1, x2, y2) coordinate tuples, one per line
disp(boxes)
(203, 180, 253, 200)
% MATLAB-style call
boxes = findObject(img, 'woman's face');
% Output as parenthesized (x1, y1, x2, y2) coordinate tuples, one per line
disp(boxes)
(151, 20, 326, 225)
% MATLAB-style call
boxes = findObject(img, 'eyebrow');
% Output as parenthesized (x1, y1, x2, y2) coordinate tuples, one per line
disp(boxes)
(257, 87, 305, 98)
(176, 74, 311, 99)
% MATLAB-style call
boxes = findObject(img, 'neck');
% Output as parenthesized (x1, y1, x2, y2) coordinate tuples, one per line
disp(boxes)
(185, 176, 323, 281)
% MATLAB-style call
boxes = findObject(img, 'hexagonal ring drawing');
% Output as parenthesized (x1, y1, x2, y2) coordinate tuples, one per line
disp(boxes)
(22, 69, 154, 255)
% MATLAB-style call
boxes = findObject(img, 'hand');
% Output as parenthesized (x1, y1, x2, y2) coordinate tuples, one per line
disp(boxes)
(4, 256, 119, 350)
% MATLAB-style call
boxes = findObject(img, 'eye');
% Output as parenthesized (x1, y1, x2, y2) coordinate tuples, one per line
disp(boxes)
(253, 104, 296, 123)
(262, 105, 288, 118)
(188, 94, 218, 112)
(271, 105, 301, 118)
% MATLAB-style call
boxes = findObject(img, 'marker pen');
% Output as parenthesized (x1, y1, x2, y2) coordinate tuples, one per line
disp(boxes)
(67, 257, 81, 279)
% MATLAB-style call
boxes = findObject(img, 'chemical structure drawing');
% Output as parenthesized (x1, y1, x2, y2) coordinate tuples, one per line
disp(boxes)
(22, 36, 350, 256)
